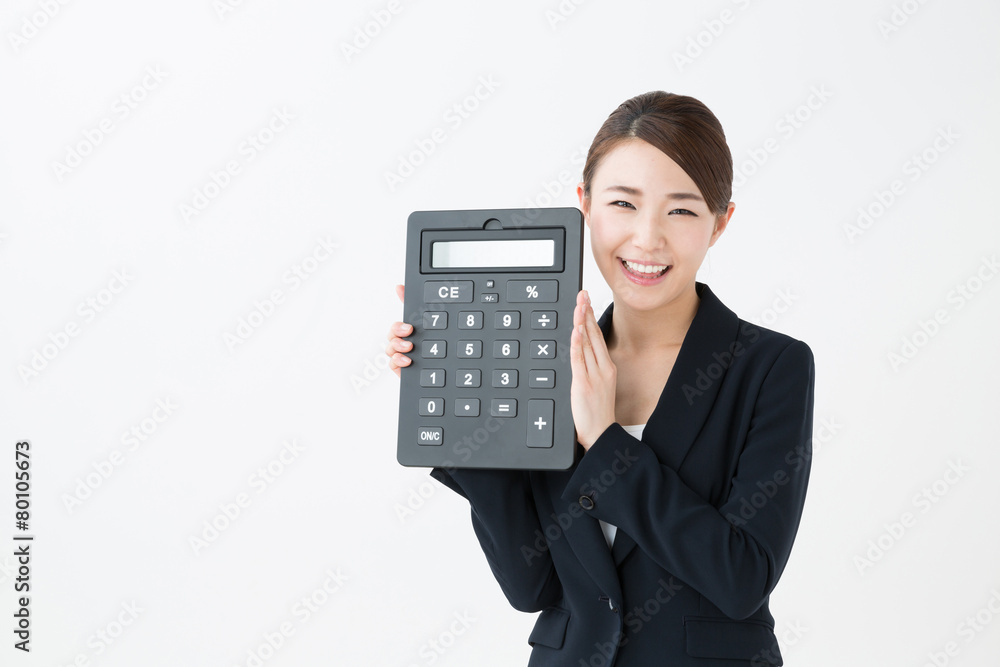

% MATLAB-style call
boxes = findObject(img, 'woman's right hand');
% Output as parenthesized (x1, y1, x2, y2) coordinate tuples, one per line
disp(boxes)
(386, 284, 414, 377)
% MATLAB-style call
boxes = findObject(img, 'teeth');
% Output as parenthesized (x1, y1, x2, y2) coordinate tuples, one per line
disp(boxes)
(623, 259, 669, 274)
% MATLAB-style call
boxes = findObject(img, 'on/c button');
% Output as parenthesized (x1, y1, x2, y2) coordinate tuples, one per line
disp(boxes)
(417, 427, 443, 446)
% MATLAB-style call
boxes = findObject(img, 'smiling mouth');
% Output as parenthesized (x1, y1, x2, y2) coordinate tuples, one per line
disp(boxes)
(620, 258, 671, 278)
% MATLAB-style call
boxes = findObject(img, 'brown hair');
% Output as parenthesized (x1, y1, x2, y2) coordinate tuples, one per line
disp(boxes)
(582, 91, 733, 217)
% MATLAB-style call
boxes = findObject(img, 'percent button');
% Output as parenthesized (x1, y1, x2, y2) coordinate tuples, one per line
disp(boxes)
(506, 280, 558, 303)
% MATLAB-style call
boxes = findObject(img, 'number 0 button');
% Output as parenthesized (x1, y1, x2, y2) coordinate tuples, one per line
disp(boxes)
(419, 398, 444, 416)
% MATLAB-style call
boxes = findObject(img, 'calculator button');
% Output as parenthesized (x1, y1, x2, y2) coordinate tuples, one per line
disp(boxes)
(417, 427, 443, 446)
(420, 369, 446, 387)
(491, 399, 517, 418)
(454, 398, 480, 417)
(481, 293, 499, 303)
(492, 369, 518, 388)
(419, 398, 444, 416)
(528, 370, 555, 388)
(424, 281, 474, 303)
(526, 399, 554, 447)
(421, 340, 447, 358)
(506, 280, 558, 303)
(457, 340, 483, 358)
(455, 369, 482, 388)
(493, 340, 520, 359)
(530, 311, 557, 329)
(423, 311, 448, 329)
(458, 311, 483, 329)
(495, 311, 521, 329)
(530, 340, 556, 359)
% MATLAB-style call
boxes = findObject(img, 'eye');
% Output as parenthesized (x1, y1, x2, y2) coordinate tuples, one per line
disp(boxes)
(610, 200, 635, 210)
(670, 208, 697, 216)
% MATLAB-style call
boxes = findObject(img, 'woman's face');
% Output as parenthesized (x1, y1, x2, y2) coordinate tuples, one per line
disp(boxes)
(578, 138, 733, 313)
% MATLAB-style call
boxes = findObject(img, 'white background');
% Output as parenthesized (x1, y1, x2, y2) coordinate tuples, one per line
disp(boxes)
(2, 0, 999, 665)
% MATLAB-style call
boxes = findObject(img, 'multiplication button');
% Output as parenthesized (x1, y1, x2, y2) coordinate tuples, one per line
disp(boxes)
(530, 340, 556, 359)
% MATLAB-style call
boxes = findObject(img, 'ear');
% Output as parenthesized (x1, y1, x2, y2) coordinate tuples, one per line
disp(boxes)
(577, 182, 590, 228)
(709, 202, 735, 247)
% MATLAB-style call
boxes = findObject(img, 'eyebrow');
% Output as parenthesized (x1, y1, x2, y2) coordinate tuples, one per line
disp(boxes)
(602, 185, 704, 202)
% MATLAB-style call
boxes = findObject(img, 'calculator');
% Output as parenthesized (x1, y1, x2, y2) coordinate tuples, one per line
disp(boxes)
(396, 207, 584, 470)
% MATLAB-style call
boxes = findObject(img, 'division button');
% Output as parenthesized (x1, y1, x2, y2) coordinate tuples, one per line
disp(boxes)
(526, 399, 554, 448)
(531, 311, 557, 329)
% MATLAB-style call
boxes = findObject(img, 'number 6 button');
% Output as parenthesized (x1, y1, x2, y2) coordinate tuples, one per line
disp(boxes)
(494, 340, 519, 358)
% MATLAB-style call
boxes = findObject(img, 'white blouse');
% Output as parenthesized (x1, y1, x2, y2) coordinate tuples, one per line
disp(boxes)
(598, 423, 646, 549)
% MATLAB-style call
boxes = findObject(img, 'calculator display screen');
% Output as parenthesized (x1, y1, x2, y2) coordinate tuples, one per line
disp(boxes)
(431, 239, 555, 269)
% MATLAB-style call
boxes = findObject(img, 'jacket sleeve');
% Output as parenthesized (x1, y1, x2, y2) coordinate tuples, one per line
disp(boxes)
(430, 466, 563, 612)
(561, 339, 815, 620)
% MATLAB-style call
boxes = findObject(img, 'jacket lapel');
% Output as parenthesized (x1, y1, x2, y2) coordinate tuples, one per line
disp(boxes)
(594, 282, 741, 566)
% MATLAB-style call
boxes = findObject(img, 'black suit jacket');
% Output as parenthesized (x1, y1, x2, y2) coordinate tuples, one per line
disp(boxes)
(430, 282, 815, 666)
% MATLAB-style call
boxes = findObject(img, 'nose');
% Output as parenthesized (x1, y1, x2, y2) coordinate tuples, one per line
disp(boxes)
(630, 209, 666, 251)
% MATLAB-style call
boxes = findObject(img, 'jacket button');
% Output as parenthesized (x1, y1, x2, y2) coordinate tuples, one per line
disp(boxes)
(578, 494, 595, 510)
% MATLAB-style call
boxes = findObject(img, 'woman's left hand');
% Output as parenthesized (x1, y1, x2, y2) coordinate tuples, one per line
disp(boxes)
(570, 290, 617, 451)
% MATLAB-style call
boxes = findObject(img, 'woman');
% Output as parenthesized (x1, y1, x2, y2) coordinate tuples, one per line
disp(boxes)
(386, 91, 814, 666)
